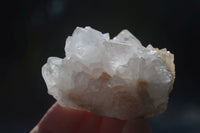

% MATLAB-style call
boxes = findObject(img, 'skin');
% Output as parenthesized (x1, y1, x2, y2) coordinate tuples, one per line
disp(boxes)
(31, 103, 152, 133)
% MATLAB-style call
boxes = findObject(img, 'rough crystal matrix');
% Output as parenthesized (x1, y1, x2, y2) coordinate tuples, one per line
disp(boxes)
(42, 26, 175, 120)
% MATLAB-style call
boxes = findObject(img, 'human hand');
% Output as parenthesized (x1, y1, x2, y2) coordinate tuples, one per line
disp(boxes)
(30, 103, 152, 133)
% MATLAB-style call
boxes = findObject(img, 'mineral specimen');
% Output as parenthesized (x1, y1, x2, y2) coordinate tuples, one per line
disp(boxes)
(42, 26, 175, 120)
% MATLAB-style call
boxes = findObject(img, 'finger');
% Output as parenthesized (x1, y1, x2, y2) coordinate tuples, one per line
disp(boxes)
(122, 119, 152, 133)
(71, 110, 102, 133)
(31, 103, 91, 133)
(31, 103, 152, 133)
(98, 117, 126, 133)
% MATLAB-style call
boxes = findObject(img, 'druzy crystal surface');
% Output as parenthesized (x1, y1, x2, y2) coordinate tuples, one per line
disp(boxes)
(42, 26, 175, 120)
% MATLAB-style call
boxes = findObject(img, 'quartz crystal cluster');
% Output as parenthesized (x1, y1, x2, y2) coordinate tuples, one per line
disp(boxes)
(42, 26, 175, 120)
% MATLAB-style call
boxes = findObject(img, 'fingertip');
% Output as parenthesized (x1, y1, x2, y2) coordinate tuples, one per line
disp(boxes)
(31, 103, 87, 133)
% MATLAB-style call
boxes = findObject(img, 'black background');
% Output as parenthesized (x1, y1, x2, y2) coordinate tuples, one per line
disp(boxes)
(1, 0, 200, 132)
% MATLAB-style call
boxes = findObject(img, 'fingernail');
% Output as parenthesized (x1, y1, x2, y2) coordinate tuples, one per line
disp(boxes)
(30, 126, 39, 133)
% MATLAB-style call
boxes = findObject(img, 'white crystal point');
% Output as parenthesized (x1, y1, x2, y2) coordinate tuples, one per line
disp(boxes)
(42, 26, 175, 120)
(113, 29, 142, 47)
